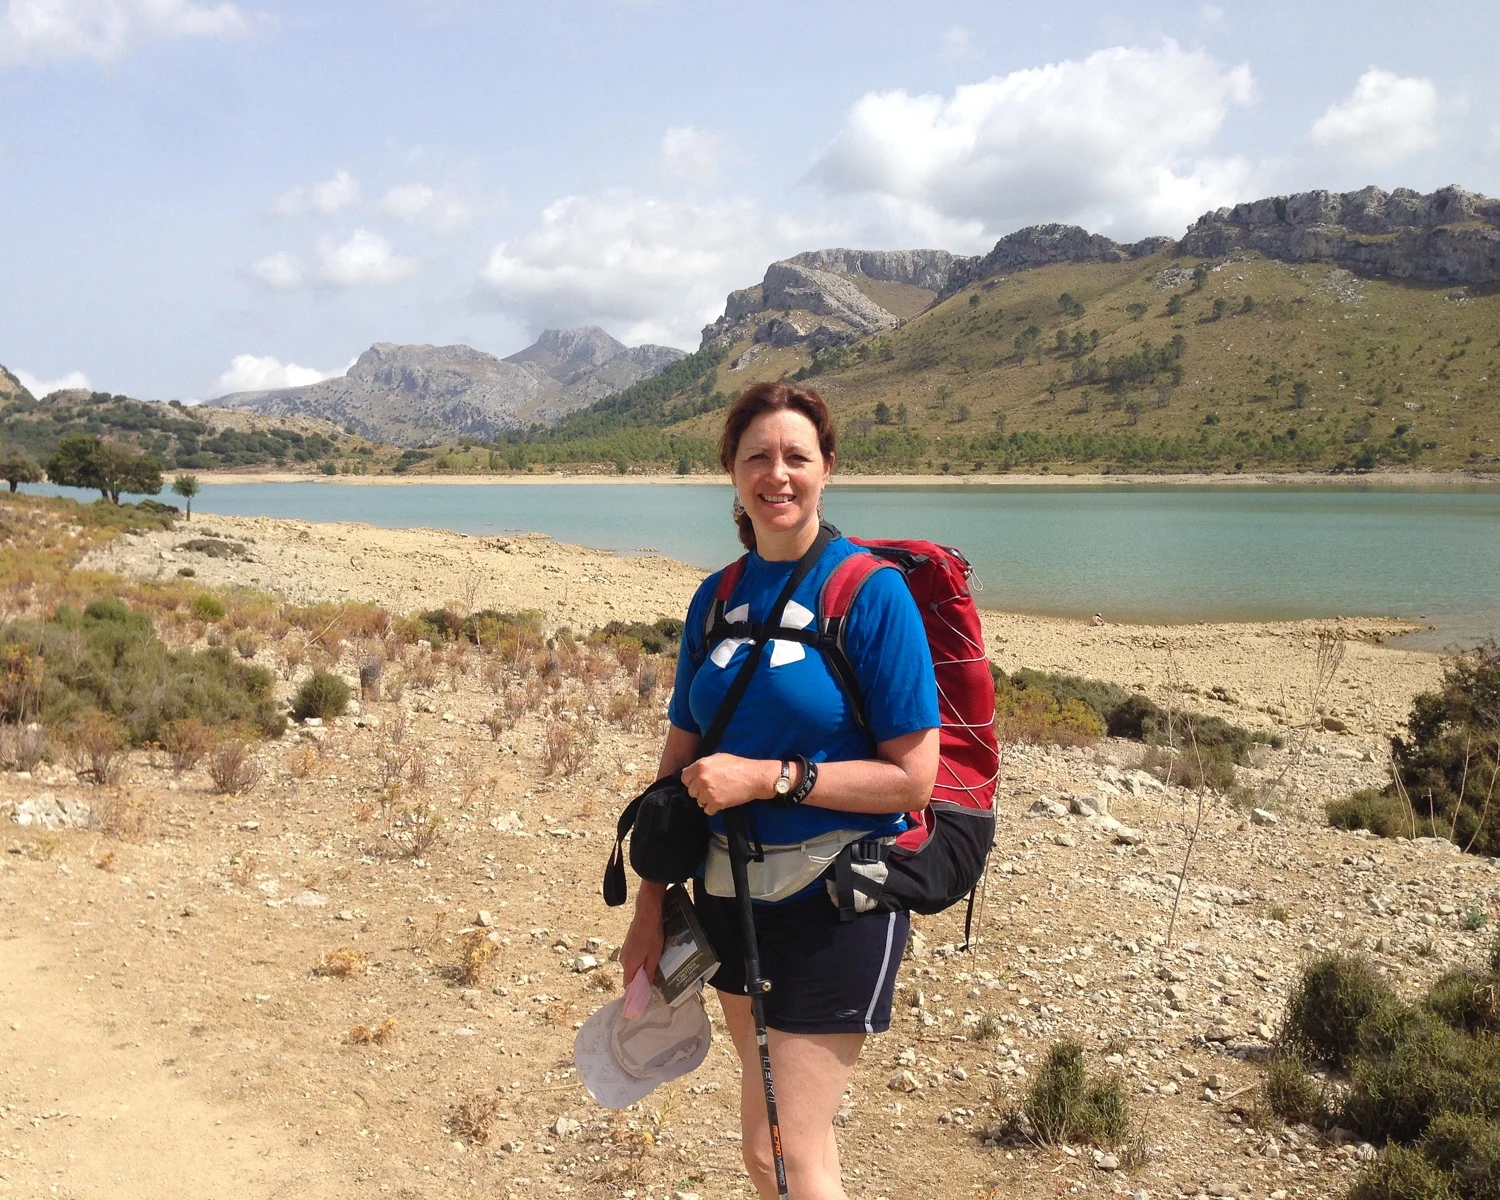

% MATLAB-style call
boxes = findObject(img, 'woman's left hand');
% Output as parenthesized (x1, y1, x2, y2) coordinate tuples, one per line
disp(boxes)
(680, 753, 770, 815)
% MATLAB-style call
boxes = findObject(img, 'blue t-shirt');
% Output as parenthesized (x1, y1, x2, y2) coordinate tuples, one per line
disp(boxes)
(668, 536, 940, 850)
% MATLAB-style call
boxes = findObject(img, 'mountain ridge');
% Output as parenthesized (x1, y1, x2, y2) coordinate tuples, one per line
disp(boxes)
(209, 327, 684, 446)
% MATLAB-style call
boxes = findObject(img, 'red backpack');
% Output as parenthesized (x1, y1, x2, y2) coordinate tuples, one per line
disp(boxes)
(703, 534, 1000, 934)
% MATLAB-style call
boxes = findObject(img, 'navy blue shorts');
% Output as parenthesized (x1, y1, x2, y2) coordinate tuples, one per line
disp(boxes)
(692, 882, 908, 1035)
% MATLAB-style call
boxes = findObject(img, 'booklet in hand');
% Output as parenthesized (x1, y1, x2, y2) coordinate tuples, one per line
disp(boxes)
(653, 884, 719, 1006)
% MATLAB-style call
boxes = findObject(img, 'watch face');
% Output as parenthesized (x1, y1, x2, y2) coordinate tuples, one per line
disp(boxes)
(774, 778, 790, 794)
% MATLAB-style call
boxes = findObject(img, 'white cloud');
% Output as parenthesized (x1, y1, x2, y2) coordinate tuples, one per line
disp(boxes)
(657, 126, 722, 186)
(250, 249, 305, 288)
(477, 190, 831, 348)
(940, 25, 973, 61)
(214, 353, 348, 395)
(1308, 69, 1440, 169)
(270, 168, 360, 218)
(317, 228, 417, 287)
(807, 42, 1258, 241)
(380, 182, 470, 232)
(14, 366, 89, 396)
(0, 0, 254, 66)
(251, 229, 418, 290)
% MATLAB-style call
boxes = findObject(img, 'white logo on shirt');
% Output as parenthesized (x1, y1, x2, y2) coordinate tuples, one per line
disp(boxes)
(709, 600, 815, 670)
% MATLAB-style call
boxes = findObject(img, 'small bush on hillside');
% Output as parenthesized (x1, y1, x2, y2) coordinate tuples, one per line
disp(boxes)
(1270, 953, 1500, 1199)
(590, 617, 684, 657)
(1420, 1113, 1500, 1194)
(0, 602, 284, 743)
(191, 594, 226, 620)
(995, 676, 1104, 746)
(1349, 1145, 1456, 1200)
(1332, 642, 1500, 855)
(1424, 969, 1500, 1035)
(1264, 1056, 1326, 1125)
(1281, 953, 1393, 1069)
(993, 666, 1278, 762)
(292, 671, 351, 722)
(1021, 1040, 1130, 1147)
(1330, 788, 1420, 838)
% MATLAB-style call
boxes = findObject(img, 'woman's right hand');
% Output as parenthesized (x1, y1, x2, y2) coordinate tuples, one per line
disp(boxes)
(620, 882, 666, 986)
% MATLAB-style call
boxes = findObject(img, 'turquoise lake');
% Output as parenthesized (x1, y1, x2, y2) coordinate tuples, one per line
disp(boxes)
(125, 480, 1500, 648)
(37, 479, 1500, 646)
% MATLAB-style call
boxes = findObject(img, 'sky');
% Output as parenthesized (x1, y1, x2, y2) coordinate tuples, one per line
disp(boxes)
(3, 0, 1497, 402)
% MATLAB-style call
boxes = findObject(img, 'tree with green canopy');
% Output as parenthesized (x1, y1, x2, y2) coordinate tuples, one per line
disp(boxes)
(45, 434, 164, 504)
(0, 446, 43, 493)
(171, 473, 201, 518)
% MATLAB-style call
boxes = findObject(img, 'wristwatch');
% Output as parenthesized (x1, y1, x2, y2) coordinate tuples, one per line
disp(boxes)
(773, 755, 817, 808)
(774, 760, 793, 797)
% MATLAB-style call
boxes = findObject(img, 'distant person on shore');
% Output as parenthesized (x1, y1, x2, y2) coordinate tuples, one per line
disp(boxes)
(620, 381, 940, 1199)
(1092, 612, 1105, 626)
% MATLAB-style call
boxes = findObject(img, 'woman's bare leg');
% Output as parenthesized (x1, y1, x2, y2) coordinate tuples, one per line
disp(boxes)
(717, 991, 863, 1200)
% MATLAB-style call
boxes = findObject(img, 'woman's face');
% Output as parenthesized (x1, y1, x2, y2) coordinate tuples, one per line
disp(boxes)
(729, 408, 832, 544)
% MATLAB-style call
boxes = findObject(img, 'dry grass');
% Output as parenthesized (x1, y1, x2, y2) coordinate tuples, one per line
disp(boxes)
(93, 789, 155, 840)
(390, 803, 442, 859)
(448, 1092, 502, 1146)
(543, 723, 586, 776)
(458, 927, 499, 985)
(313, 946, 367, 979)
(63, 712, 127, 786)
(347, 1018, 398, 1045)
(159, 717, 214, 775)
(285, 744, 319, 779)
(207, 734, 264, 795)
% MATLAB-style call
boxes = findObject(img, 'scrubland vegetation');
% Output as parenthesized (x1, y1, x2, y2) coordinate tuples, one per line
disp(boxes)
(1329, 642, 1500, 854)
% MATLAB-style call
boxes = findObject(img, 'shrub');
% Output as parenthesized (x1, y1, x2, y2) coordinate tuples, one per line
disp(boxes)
(1282, 953, 1393, 1069)
(1340, 641, 1500, 855)
(1330, 788, 1419, 838)
(159, 716, 213, 774)
(0, 605, 283, 742)
(590, 617, 683, 656)
(206, 734, 263, 795)
(191, 594, 225, 620)
(995, 677, 1105, 747)
(1424, 969, 1500, 1034)
(63, 711, 126, 786)
(233, 630, 260, 660)
(1021, 1040, 1131, 1147)
(458, 928, 498, 985)
(1349, 1145, 1456, 1200)
(1142, 741, 1239, 791)
(1264, 1056, 1325, 1125)
(292, 671, 351, 722)
(1343, 1026, 1477, 1145)
(1419, 1113, 1500, 1195)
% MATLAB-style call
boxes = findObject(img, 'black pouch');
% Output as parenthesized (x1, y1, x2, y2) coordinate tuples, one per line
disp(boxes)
(603, 773, 708, 906)
(600, 523, 837, 908)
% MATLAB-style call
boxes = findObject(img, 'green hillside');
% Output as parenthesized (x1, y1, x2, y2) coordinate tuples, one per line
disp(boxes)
(484, 251, 1500, 475)
(0, 390, 360, 472)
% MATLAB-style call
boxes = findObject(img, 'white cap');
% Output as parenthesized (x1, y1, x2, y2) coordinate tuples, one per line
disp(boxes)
(573, 989, 711, 1109)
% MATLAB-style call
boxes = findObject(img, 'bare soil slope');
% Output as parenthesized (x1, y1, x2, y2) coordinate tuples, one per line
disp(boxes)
(5, 515, 1489, 1200)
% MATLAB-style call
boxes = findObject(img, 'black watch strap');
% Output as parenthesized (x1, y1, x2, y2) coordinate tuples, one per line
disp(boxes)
(776, 754, 817, 807)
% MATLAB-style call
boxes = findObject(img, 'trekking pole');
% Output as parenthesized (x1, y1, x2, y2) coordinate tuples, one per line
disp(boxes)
(726, 808, 790, 1200)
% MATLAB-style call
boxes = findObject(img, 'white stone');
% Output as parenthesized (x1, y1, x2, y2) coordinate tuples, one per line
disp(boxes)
(12, 793, 91, 830)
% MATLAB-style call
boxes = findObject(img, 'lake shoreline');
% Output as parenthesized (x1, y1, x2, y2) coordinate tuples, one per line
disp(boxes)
(190, 468, 1500, 490)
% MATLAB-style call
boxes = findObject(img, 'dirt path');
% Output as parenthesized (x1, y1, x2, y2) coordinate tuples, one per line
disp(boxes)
(0, 926, 351, 1199)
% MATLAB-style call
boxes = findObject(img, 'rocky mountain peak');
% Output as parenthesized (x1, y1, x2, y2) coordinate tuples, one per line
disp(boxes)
(505, 326, 628, 374)
(210, 326, 683, 446)
(1179, 184, 1500, 285)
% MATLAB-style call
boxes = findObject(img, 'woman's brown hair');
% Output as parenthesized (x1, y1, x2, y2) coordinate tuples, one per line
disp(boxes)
(719, 381, 836, 551)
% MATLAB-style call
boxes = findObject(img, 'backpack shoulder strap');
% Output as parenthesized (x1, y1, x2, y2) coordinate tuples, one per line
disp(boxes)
(695, 555, 749, 664)
(815, 551, 897, 734)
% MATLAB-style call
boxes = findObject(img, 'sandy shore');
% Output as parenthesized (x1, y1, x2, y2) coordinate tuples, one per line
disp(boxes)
(192, 468, 1499, 489)
(85, 511, 1444, 741)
